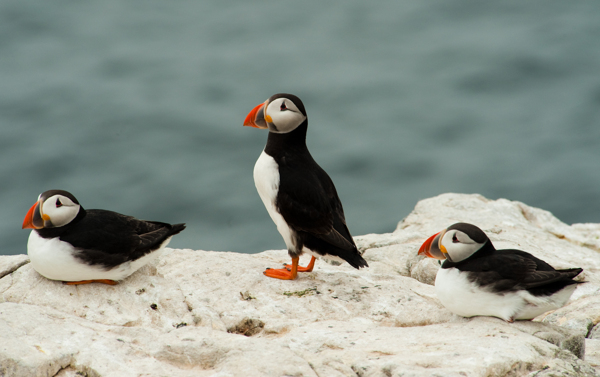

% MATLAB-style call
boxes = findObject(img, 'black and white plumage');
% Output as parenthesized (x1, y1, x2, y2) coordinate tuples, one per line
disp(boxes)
(244, 93, 368, 280)
(22, 190, 185, 285)
(418, 222, 583, 321)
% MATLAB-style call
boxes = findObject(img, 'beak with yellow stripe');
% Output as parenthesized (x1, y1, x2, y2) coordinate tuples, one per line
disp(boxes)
(418, 229, 448, 260)
(244, 99, 270, 129)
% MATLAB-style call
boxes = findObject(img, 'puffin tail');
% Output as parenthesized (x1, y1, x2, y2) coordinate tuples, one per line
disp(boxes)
(169, 223, 186, 237)
(343, 248, 369, 270)
(559, 267, 584, 284)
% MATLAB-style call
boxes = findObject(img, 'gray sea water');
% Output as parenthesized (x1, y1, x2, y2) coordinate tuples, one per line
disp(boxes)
(2, 0, 600, 256)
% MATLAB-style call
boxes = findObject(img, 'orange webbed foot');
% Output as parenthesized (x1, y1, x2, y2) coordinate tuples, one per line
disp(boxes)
(63, 279, 118, 285)
(264, 256, 300, 280)
(263, 267, 297, 280)
(284, 256, 316, 272)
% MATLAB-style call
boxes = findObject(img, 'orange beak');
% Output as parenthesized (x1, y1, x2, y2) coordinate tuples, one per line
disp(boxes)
(243, 101, 268, 129)
(418, 230, 447, 260)
(22, 200, 44, 229)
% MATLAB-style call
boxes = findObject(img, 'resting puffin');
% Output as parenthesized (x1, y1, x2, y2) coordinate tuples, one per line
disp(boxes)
(244, 93, 368, 280)
(418, 222, 583, 321)
(22, 189, 186, 285)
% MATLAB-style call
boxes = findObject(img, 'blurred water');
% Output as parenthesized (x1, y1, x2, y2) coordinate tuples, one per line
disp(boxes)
(2, 0, 600, 256)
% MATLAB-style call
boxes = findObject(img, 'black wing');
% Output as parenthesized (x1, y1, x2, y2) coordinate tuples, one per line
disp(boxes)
(59, 209, 185, 269)
(276, 157, 355, 251)
(457, 249, 582, 295)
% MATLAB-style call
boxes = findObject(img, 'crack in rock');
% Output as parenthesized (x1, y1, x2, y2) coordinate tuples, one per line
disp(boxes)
(0, 256, 30, 280)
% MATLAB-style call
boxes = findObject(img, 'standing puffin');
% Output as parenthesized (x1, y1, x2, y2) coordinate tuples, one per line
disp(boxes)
(418, 222, 583, 321)
(244, 93, 368, 280)
(22, 189, 186, 285)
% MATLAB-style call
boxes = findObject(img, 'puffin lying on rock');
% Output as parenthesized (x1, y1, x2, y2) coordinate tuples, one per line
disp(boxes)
(419, 222, 582, 322)
(22, 189, 185, 285)
(244, 93, 368, 280)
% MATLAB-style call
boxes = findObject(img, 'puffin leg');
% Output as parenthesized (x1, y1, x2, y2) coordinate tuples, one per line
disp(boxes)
(63, 279, 119, 285)
(284, 256, 315, 272)
(263, 257, 299, 280)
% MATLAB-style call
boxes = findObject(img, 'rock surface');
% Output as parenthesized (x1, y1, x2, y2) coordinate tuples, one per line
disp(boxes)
(1, 193, 599, 376)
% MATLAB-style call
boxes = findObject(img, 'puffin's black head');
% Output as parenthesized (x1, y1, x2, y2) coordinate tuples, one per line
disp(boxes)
(243, 93, 307, 134)
(22, 190, 82, 230)
(418, 222, 491, 263)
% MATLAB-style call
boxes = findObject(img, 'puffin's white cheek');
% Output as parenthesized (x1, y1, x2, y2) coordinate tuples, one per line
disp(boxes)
(40, 202, 55, 224)
(43, 206, 80, 228)
(269, 112, 306, 134)
(446, 243, 480, 263)
(445, 244, 461, 261)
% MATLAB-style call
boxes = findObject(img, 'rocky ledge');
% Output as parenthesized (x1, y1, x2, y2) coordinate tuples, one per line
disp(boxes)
(1, 193, 600, 377)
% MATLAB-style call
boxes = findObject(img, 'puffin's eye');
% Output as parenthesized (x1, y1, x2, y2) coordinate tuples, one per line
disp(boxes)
(452, 233, 459, 243)
(280, 101, 287, 111)
(56, 198, 63, 208)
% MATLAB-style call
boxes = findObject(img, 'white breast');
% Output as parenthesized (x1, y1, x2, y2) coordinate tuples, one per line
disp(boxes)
(27, 231, 167, 282)
(435, 268, 524, 321)
(435, 268, 578, 321)
(253, 151, 297, 253)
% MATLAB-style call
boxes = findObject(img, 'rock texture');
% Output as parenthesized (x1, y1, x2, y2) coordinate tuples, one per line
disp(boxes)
(1, 193, 599, 376)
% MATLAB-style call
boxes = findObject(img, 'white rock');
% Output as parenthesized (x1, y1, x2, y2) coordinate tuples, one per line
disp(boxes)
(0, 254, 29, 279)
(586, 339, 600, 371)
(1, 193, 599, 376)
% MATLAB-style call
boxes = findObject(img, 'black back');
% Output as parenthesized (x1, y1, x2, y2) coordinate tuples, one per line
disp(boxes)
(264, 121, 367, 269)
(36, 208, 185, 270)
(442, 241, 582, 296)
